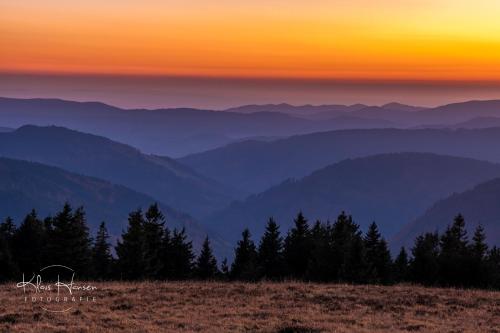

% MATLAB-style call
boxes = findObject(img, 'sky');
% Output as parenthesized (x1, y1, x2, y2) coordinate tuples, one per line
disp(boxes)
(2, 0, 500, 108)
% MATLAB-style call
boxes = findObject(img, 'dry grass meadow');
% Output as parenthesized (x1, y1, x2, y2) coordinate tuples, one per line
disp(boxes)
(0, 281, 499, 333)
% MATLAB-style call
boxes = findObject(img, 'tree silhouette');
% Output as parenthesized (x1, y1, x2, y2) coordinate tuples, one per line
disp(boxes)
(393, 247, 409, 282)
(143, 203, 165, 279)
(364, 222, 392, 284)
(439, 214, 469, 286)
(195, 236, 219, 279)
(116, 209, 145, 280)
(258, 218, 284, 280)
(410, 232, 440, 285)
(13, 210, 46, 275)
(169, 228, 194, 279)
(92, 222, 113, 280)
(284, 212, 312, 279)
(231, 229, 258, 280)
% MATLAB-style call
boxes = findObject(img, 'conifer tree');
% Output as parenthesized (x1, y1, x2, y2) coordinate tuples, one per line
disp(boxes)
(393, 247, 409, 282)
(158, 227, 172, 279)
(469, 225, 488, 287)
(283, 212, 312, 279)
(45, 204, 92, 276)
(231, 229, 258, 280)
(169, 228, 194, 279)
(410, 232, 440, 285)
(364, 222, 392, 284)
(92, 222, 113, 280)
(195, 236, 218, 279)
(143, 203, 165, 278)
(257, 218, 284, 280)
(116, 209, 145, 280)
(330, 212, 367, 282)
(307, 221, 331, 281)
(439, 214, 469, 286)
(12, 210, 46, 275)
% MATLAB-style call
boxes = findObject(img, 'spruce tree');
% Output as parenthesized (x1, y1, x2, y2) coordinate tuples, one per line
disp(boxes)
(143, 203, 165, 279)
(257, 218, 284, 280)
(231, 229, 258, 280)
(393, 247, 409, 282)
(12, 210, 46, 275)
(364, 222, 392, 284)
(469, 225, 488, 287)
(92, 222, 113, 280)
(116, 209, 145, 280)
(410, 232, 440, 285)
(330, 212, 367, 282)
(307, 221, 331, 281)
(439, 214, 469, 286)
(158, 227, 172, 279)
(195, 236, 218, 279)
(169, 228, 194, 279)
(45, 204, 92, 277)
(283, 212, 312, 279)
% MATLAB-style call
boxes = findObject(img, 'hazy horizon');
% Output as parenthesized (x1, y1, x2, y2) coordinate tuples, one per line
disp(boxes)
(3, 73, 500, 110)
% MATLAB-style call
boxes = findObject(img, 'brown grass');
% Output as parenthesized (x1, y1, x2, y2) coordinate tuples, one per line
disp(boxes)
(0, 281, 499, 332)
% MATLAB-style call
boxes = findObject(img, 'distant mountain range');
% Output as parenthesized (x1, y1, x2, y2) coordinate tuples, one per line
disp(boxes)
(180, 128, 500, 193)
(204, 153, 500, 244)
(4, 97, 500, 157)
(0, 157, 199, 236)
(395, 177, 500, 250)
(0, 126, 239, 219)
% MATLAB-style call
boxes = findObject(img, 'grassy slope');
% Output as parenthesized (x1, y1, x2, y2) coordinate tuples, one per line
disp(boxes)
(1, 282, 499, 332)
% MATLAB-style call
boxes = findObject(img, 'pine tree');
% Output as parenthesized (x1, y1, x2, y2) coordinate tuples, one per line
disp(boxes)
(364, 222, 392, 284)
(410, 232, 440, 285)
(231, 229, 258, 280)
(439, 214, 469, 286)
(393, 247, 409, 282)
(116, 209, 145, 280)
(143, 203, 165, 279)
(195, 236, 218, 279)
(158, 227, 172, 279)
(169, 228, 194, 279)
(330, 212, 367, 282)
(468, 225, 488, 287)
(283, 212, 312, 279)
(257, 218, 284, 280)
(12, 210, 46, 275)
(45, 204, 92, 277)
(92, 222, 113, 280)
(307, 221, 331, 281)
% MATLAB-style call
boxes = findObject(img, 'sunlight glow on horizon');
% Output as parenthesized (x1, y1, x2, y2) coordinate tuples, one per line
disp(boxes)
(2, 0, 500, 82)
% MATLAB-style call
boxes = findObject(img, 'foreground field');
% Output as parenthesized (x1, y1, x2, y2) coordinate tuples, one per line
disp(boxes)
(1, 281, 499, 332)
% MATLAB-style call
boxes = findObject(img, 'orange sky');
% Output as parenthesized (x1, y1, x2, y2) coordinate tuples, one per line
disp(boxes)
(2, 0, 500, 81)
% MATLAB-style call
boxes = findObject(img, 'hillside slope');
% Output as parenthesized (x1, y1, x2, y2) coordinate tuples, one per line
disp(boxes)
(395, 178, 500, 249)
(0, 125, 238, 218)
(0, 157, 203, 240)
(180, 128, 500, 193)
(204, 153, 500, 243)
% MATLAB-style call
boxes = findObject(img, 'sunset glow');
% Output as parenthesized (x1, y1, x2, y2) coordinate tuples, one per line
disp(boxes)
(2, 0, 500, 82)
